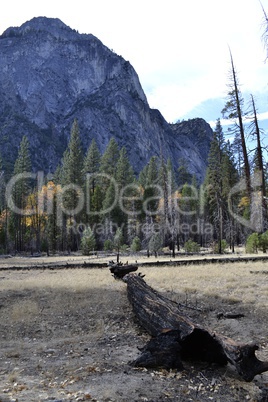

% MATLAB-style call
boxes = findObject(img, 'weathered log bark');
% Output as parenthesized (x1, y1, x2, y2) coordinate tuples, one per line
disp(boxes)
(125, 274, 268, 382)
(109, 263, 138, 279)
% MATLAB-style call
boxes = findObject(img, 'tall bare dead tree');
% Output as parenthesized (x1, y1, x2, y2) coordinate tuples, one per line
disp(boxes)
(249, 94, 267, 230)
(260, 1, 268, 59)
(222, 51, 251, 200)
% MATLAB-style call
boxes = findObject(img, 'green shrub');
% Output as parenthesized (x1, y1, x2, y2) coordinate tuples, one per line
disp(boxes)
(213, 240, 228, 254)
(184, 239, 200, 253)
(131, 236, 141, 252)
(104, 239, 113, 252)
(81, 228, 96, 255)
(259, 231, 268, 253)
(113, 228, 124, 250)
(121, 244, 129, 252)
(40, 239, 48, 253)
(245, 232, 259, 253)
(149, 233, 162, 256)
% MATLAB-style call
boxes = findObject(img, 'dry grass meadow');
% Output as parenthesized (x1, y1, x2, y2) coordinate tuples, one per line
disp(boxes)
(0, 255, 267, 401)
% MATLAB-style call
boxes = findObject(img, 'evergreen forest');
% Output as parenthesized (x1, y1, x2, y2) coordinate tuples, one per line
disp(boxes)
(0, 10, 268, 257)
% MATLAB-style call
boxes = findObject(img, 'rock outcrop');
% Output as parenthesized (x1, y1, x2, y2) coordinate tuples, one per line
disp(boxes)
(0, 17, 212, 180)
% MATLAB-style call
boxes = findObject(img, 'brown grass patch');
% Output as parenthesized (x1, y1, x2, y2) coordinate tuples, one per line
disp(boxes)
(0, 261, 267, 401)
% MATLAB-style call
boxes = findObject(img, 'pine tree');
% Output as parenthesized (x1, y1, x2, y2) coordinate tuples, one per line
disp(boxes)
(53, 164, 63, 184)
(179, 179, 199, 245)
(115, 147, 135, 237)
(149, 232, 163, 257)
(222, 141, 239, 250)
(13, 136, 32, 176)
(101, 146, 135, 242)
(177, 158, 192, 186)
(221, 141, 238, 199)
(83, 138, 101, 194)
(0, 154, 7, 252)
(138, 164, 148, 188)
(166, 158, 178, 256)
(90, 185, 103, 217)
(48, 166, 64, 251)
(83, 139, 100, 174)
(62, 119, 83, 188)
(140, 156, 160, 256)
(158, 157, 169, 224)
(83, 139, 102, 225)
(166, 158, 177, 192)
(11, 136, 32, 251)
(81, 227, 96, 255)
(232, 131, 244, 177)
(205, 120, 225, 252)
(0, 154, 4, 213)
(143, 156, 159, 216)
(61, 119, 84, 250)
(102, 181, 117, 226)
(131, 235, 141, 252)
(100, 138, 120, 191)
(43, 181, 61, 254)
(158, 157, 173, 250)
(204, 120, 238, 252)
(115, 147, 134, 189)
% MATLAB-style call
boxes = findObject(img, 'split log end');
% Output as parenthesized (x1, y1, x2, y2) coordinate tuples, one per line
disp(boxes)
(109, 264, 138, 279)
(221, 341, 268, 382)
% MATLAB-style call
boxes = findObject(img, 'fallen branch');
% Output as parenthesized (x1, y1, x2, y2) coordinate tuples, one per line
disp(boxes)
(124, 274, 268, 382)
(217, 312, 245, 319)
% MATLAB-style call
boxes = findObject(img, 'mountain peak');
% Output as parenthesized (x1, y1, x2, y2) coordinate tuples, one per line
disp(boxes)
(1, 17, 78, 39)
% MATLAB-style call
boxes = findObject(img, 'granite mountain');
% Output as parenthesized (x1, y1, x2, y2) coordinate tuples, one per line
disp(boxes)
(0, 17, 213, 180)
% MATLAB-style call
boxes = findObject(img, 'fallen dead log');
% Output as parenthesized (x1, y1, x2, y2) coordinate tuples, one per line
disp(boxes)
(109, 262, 138, 279)
(124, 274, 268, 382)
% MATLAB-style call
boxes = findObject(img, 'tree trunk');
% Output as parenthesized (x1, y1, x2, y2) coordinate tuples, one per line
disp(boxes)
(230, 52, 251, 200)
(251, 94, 267, 230)
(125, 274, 268, 382)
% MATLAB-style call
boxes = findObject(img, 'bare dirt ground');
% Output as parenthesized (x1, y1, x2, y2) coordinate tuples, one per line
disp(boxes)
(0, 256, 267, 402)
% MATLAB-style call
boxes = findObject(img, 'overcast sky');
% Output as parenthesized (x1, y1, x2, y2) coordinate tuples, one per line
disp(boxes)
(0, 0, 267, 125)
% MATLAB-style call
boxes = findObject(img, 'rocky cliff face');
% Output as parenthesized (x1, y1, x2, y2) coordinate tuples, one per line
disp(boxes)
(0, 17, 212, 180)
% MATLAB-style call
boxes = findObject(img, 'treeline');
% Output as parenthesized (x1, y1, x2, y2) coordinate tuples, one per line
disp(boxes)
(1, 5, 268, 256)
(0, 110, 266, 256)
